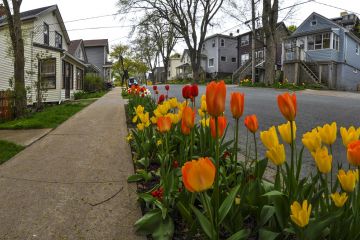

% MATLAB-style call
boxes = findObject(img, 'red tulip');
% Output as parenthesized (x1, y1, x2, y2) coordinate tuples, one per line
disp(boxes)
(165, 85, 170, 91)
(206, 81, 226, 117)
(244, 115, 258, 133)
(157, 116, 172, 133)
(182, 85, 192, 99)
(191, 84, 199, 98)
(153, 85, 158, 91)
(158, 94, 165, 104)
(210, 116, 227, 139)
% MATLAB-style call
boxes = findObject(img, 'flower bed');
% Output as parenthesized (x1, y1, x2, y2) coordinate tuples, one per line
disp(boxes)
(124, 82, 360, 240)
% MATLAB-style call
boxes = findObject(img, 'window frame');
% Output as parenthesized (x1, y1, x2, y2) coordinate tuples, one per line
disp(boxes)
(310, 20, 317, 26)
(55, 31, 62, 49)
(220, 38, 225, 47)
(356, 44, 359, 55)
(220, 56, 227, 62)
(43, 22, 49, 45)
(39, 58, 57, 89)
(76, 67, 84, 90)
(231, 57, 237, 63)
(240, 53, 249, 65)
(240, 35, 249, 46)
(212, 39, 216, 48)
(208, 58, 214, 67)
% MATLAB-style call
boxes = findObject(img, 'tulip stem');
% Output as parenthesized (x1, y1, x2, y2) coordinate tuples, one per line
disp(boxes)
(290, 120, 295, 178)
(253, 133, 258, 178)
(214, 116, 220, 240)
(233, 118, 239, 178)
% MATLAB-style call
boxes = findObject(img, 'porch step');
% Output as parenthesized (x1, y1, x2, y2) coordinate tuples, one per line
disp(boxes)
(300, 61, 327, 89)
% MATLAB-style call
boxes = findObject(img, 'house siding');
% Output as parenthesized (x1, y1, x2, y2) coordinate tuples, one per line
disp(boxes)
(33, 11, 68, 51)
(294, 13, 339, 35)
(85, 46, 105, 78)
(202, 37, 218, 74)
(344, 34, 360, 69)
(337, 64, 360, 90)
(218, 37, 238, 74)
(168, 57, 181, 80)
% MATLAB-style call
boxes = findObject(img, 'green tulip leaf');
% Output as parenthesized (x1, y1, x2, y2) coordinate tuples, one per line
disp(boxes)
(226, 228, 250, 240)
(259, 205, 275, 226)
(152, 216, 175, 240)
(127, 173, 145, 183)
(259, 228, 280, 240)
(262, 190, 284, 197)
(219, 185, 241, 224)
(134, 208, 162, 234)
(191, 205, 215, 239)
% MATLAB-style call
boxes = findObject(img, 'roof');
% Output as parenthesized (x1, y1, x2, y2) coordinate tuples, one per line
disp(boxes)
(0, 5, 71, 44)
(205, 33, 236, 41)
(0, 5, 54, 25)
(83, 39, 109, 47)
(236, 22, 289, 38)
(68, 40, 82, 55)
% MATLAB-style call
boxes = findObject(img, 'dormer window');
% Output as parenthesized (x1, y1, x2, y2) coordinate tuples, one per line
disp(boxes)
(310, 20, 317, 26)
(43, 23, 49, 45)
(55, 32, 62, 49)
(220, 38, 225, 47)
(212, 39, 216, 47)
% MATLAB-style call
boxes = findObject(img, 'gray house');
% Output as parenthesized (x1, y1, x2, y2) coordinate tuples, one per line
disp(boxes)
(202, 34, 238, 78)
(283, 12, 360, 90)
(83, 39, 113, 82)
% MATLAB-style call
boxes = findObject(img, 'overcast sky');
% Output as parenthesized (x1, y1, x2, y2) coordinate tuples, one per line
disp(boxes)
(20, 0, 360, 55)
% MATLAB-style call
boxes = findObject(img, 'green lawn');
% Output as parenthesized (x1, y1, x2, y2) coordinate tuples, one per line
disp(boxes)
(74, 90, 107, 100)
(0, 140, 24, 164)
(0, 99, 94, 129)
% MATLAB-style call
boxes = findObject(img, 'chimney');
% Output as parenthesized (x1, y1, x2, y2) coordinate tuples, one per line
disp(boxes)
(229, 32, 233, 37)
(341, 11, 348, 17)
(0, 4, 6, 18)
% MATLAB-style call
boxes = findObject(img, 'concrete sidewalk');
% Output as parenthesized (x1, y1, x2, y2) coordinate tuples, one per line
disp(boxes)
(0, 88, 144, 240)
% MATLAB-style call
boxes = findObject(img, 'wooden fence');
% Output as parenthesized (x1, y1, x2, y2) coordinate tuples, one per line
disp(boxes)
(0, 90, 14, 121)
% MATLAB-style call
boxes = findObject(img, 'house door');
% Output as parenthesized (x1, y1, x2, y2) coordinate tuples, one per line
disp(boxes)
(63, 61, 72, 99)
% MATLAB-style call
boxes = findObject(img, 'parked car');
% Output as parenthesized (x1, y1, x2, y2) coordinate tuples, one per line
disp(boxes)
(128, 77, 138, 87)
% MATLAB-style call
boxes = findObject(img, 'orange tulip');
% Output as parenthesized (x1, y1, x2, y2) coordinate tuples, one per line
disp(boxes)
(347, 140, 360, 166)
(244, 115, 258, 133)
(230, 92, 245, 119)
(157, 116, 172, 133)
(210, 116, 227, 139)
(277, 93, 297, 121)
(206, 80, 226, 117)
(181, 119, 191, 135)
(182, 157, 215, 192)
(182, 106, 195, 129)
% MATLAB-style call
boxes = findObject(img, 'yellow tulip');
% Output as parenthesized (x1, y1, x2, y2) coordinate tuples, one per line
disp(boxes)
(266, 144, 286, 166)
(330, 192, 348, 207)
(200, 118, 210, 127)
(150, 116, 157, 124)
(302, 129, 322, 153)
(311, 146, 332, 174)
(198, 109, 205, 118)
(137, 123, 145, 131)
(338, 169, 357, 192)
(340, 126, 360, 148)
(290, 200, 311, 228)
(260, 126, 279, 149)
(278, 121, 297, 144)
(317, 122, 337, 145)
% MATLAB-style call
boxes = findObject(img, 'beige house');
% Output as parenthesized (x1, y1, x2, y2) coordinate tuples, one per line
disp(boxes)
(167, 53, 181, 80)
(0, 5, 86, 103)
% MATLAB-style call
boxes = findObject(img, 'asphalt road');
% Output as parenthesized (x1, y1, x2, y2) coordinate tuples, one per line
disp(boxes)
(151, 84, 360, 175)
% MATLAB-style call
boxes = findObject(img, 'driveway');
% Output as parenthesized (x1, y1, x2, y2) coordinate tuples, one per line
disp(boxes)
(0, 88, 143, 240)
(153, 84, 360, 174)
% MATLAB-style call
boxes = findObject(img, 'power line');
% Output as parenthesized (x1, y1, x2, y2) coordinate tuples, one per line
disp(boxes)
(312, 0, 360, 16)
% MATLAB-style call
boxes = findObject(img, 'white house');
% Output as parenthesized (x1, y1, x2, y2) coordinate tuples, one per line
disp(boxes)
(0, 5, 86, 103)
(167, 53, 181, 80)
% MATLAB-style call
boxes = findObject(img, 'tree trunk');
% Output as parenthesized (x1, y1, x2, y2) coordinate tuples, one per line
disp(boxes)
(251, 0, 256, 84)
(264, 35, 276, 85)
(190, 49, 202, 83)
(3, 0, 26, 117)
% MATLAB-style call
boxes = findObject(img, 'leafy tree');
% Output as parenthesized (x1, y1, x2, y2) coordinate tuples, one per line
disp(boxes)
(2, 0, 26, 117)
(118, 0, 225, 82)
(288, 25, 297, 33)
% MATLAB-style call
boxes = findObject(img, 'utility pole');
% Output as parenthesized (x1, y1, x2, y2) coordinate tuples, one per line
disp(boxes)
(251, 0, 256, 84)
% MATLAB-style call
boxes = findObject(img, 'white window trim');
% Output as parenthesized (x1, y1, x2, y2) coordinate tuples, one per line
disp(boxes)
(310, 20, 317, 26)
(220, 38, 225, 47)
(356, 44, 359, 55)
(208, 58, 214, 67)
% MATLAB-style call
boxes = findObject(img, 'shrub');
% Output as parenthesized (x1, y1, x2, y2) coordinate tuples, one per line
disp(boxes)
(84, 73, 104, 92)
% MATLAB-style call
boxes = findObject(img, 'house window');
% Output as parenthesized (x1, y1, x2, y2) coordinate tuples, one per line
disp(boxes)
(220, 38, 225, 47)
(231, 57, 237, 63)
(212, 39, 216, 47)
(208, 58, 214, 67)
(240, 54, 249, 65)
(310, 20, 317, 26)
(333, 34, 340, 51)
(202, 44, 205, 50)
(55, 32, 62, 49)
(241, 35, 249, 46)
(308, 33, 331, 50)
(62, 61, 74, 89)
(43, 23, 49, 45)
(39, 58, 56, 89)
(356, 44, 359, 55)
(221, 56, 226, 62)
(76, 68, 84, 90)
